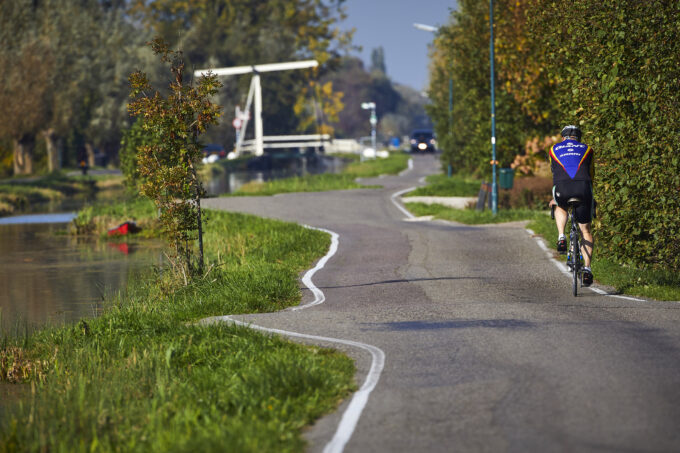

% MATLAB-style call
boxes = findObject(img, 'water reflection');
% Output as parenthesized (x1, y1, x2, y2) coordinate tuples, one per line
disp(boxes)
(0, 221, 162, 328)
(0, 212, 77, 225)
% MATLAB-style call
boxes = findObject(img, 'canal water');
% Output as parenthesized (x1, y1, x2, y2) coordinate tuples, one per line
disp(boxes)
(0, 216, 163, 329)
(0, 153, 349, 329)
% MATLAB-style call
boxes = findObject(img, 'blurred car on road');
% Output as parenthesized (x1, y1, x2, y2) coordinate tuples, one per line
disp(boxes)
(410, 130, 436, 153)
(202, 143, 227, 160)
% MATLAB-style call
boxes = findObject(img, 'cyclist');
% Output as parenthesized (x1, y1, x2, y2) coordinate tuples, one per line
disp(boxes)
(549, 125, 595, 286)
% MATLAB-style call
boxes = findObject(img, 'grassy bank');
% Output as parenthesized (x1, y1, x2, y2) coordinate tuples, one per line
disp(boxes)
(0, 172, 125, 217)
(0, 202, 355, 451)
(229, 152, 410, 196)
(404, 174, 480, 198)
(405, 202, 543, 225)
(403, 177, 680, 301)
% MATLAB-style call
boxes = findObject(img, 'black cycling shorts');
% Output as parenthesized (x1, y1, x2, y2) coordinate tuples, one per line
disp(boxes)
(553, 180, 593, 224)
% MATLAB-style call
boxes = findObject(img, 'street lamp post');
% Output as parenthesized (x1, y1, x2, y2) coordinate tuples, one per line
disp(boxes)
(361, 102, 377, 159)
(489, 0, 499, 215)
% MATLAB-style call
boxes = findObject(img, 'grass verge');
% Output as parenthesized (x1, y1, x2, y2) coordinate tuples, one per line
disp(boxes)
(403, 200, 680, 301)
(228, 152, 410, 196)
(0, 204, 356, 452)
(404, 174, 481, 197)
(404, 201, 542, 225)
(0, 172, 125, 217)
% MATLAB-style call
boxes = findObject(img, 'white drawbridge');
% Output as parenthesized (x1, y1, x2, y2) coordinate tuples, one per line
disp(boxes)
(194, 60, 329, 157)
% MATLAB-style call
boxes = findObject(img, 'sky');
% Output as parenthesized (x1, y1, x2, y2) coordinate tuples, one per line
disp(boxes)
(338, 0, 458, 91)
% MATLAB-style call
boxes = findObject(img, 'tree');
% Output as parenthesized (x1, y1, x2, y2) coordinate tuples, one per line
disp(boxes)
(314, 57, 427, 140)
(294, 80, 344, 136)
(0, 0, 149, 174)
(370, 46, 386, 74)
(426, 0, 534, 175)
(129, 0, 351, 145)
(128, 39, 222, 276)
(0, 3, 51, 175)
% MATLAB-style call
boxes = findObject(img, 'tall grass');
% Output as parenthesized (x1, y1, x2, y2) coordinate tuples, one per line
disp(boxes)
(0, 209, 356, 452)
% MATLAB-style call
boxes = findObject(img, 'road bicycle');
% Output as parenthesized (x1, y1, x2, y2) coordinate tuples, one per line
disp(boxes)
(552, 198, 584, 296)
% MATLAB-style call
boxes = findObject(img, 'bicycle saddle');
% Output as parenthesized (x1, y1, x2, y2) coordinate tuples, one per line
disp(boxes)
(567, 197, 583, 206)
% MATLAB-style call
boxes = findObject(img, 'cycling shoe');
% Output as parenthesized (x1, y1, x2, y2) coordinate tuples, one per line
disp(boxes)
(556, 237, 567, 254)
(582, 268, 593, 286)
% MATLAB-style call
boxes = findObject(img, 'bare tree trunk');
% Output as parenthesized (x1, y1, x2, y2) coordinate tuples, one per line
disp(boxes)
(12, 135, 34, 175)
(84, 143, 96, 167)
(42, 129, 60, 172)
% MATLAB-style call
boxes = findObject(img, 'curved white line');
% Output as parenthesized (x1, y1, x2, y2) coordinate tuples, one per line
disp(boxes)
(525, 229, 645, 302)
(398, 158, 414, 176)
(215, 316, 385, 453)
(200, 225, 385, 453)
(290, 226, 339, 311)
(390, 187, 417, 219)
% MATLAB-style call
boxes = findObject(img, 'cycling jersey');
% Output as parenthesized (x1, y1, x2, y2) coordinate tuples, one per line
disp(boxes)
(550, 138, 595, 223)
(549, 139, 594, 183)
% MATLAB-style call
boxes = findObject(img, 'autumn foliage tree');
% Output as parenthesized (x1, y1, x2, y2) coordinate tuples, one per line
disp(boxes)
(128, 38, 222, 277)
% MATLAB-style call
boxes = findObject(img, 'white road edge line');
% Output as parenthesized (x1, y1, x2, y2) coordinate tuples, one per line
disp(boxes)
(216, 316, 385, 453)
(391, 187, 417, 219)
(200, 225, 386, 453)
(289, 226, 339, 311)
(525, 228, 645, 302)
(398, 158, 414, 176)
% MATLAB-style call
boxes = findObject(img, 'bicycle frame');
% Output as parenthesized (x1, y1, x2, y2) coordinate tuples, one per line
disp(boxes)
(551, 199, 584, 296)
(567, 203, 583, 297)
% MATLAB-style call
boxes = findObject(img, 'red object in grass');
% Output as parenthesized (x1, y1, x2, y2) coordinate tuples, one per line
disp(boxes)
(107, 221, 140, 236)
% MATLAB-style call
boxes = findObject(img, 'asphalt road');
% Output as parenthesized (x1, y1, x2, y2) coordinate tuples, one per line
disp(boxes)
(202, 154, 680, 453)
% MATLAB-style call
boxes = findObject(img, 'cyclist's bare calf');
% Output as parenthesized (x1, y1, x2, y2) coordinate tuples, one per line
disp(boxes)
(553, 203, 568, 237)
(579, 222, 593, 268)
(552, 202, 594, 268)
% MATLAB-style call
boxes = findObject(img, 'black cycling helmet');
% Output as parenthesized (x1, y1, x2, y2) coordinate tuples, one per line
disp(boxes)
(561, 125, 582, 141)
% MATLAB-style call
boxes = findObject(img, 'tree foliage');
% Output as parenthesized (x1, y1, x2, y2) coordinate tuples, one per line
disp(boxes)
(129, 0, 351, 145)
(427, 0, 530, 176)
(0, 0, 350, 175)
(322, 57, 429, 139)
(427, 0, 680, 269)
(0, 0, 150, 174)
(128, 39, 222, 275)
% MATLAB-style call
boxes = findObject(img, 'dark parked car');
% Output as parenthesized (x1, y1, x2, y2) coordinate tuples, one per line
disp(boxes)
(410, 130, 436, 153)
(202, 143, 227, 159)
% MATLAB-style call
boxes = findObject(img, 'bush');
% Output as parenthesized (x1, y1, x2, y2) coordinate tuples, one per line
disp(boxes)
(499, 175, 552, 210)
(430, 0, 680, 270)
(528, 0, 680, 269)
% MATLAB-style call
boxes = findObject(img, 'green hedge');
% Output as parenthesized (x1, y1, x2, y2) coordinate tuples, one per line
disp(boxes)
(428, 0, 679, 269)
(530, 0, 680, 269)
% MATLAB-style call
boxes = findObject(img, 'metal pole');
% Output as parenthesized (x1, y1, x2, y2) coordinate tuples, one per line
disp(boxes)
(254, 73, 264, 157)
(371, 105, 377, 156)
(489, 0, 498, 215)
(448, 76, 453, 177)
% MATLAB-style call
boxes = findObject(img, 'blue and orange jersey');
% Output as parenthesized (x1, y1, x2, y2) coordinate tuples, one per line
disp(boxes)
(549, 139, 594, 182)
